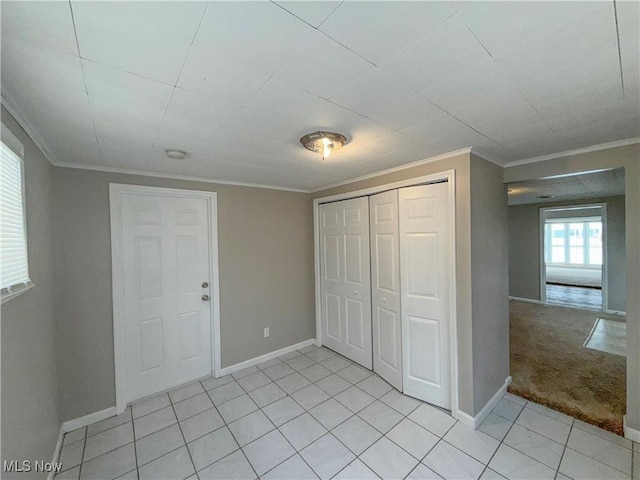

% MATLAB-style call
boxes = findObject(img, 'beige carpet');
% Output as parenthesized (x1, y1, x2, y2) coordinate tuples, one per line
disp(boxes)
(508, 300, 626, 435)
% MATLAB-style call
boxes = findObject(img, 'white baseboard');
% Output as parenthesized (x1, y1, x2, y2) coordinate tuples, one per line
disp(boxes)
(457, 376, 512, 429)
(47, 426, 65, 480)
(509, 296, 542, 304)
(604, 309, 627, 316)
(62, 406, 118, 433)
(217, 338, 317, 377)
(623, 415, 640, 442)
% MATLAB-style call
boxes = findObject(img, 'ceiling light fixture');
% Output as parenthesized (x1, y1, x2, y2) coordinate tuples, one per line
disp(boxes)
(165, 149, 187, 160)
(300, 131, 347, 160)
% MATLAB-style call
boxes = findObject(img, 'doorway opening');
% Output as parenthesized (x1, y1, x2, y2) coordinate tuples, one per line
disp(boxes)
(540, 204, 605, 311)
(110, 184, 221, 414)
(506, 168, 626, 434)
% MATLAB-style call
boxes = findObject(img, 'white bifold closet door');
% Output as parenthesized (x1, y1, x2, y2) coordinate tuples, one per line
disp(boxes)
(399, 183, 451, 409)
(319, 197, 373, 369)
(369, 190, 402, 390)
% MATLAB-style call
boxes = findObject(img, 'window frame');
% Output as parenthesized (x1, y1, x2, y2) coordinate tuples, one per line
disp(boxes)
(544, 216, 603, 267)
(1, 124, 33, 304)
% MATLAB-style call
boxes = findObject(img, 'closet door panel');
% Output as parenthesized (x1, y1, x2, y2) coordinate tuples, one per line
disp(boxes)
(399, 182, 451, 408)
(319, 197, 372, 369)
(370, 190, 402, 390)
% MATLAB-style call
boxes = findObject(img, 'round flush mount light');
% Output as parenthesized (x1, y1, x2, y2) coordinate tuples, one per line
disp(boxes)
(537, 194, 555, 199)
(165, 149, 187, 160)
(300, 131, 347, 160)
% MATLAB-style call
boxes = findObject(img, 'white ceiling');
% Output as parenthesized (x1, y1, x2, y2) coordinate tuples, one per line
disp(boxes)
(1, 1, 638, 191)
(507, 168, 625, 205)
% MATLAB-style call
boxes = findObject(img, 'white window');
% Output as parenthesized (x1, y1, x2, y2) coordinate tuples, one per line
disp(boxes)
(1, 124, 33, 303)
(544, 217, 603, 267)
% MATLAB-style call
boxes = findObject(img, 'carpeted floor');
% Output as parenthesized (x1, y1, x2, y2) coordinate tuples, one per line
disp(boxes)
(508, 300, 626, 435)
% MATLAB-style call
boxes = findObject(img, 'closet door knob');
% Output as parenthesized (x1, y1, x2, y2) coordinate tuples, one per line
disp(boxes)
(202, 294, 210, 301)
(382, 298, 387, 303)
(202, 281, 209, 288)
(353, 290, 358, 295)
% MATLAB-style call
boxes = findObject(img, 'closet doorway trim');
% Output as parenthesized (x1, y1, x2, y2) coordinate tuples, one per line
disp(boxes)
(313, 169, 458, 420)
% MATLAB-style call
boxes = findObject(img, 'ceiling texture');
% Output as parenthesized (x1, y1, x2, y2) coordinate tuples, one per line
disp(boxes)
(507, 168, 625, 205)
(1, 1, 639, 191)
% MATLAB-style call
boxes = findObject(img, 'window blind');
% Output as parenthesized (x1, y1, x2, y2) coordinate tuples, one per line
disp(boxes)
(1, 140, 30, 292)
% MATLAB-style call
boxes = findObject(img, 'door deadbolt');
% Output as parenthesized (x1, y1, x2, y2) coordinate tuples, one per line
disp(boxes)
(202, 282, 209, 288)
(202, 294, 210, 301)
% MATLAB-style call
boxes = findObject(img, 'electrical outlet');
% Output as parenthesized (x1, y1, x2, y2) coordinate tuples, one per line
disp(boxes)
(264, 327, 269, 338)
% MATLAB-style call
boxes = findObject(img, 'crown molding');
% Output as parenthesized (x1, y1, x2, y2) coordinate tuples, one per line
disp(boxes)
(1, 89, 61, 166)
(1, 88, 310, 193)
(469, 147, 507, 167)
(504, 138, 640, 168)
(54, 162, 311, 193)
(311, 147, 472, 193)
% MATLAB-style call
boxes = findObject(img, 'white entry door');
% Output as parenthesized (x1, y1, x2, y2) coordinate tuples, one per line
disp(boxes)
(319, 197, 372, 369)
(399, 182, 451, 408)
(369, 190, 402, 390)
(119, 191, 213, 403)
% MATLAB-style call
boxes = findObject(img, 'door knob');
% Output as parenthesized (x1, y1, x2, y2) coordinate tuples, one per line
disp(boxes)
(202, 294, 210, 301)
(382, 298, 387, 303)
(353, 290, 358, 295)
(202, 281, 209, 288)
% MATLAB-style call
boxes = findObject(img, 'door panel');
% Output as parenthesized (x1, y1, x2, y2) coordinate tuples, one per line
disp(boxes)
(324, 235, 340, 280)
(140, 317, 163, 372)
(326, 293, 342, 339)
(378, 307, 399, 369)
(407, 315, 441, 384)
(319, 197, 372, 369)
(406, 233, 438, 297)
(346, 297, 365, 348)
(345, 234, 364, 283)
(122, 193, 212, 403)
(369, 190, 402, 390)
(399, 183, 451, 408)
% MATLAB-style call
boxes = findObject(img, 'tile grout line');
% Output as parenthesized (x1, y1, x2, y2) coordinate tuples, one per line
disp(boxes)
(167, 391, 201, 479)
(397, 415, 461, 480)
(68, 348, 398, 479)
(129, 408, 140, 480)
(555, 420, 575, 480)
(233, 362, 314, 479)
(301, 365, 426, 478)
(256, 348, 369, 478)
(507, 403, 581, 475)
(202, 380, 261, 480)
(76, 346, 632, 480)
(259, 348, 432, 479)
(477, 398, 528, 479)
(231, 367, 289, 479)
(76, 426, 89, 480)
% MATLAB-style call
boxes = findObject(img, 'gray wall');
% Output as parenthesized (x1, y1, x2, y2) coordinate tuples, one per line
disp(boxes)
(469, 155, 510, 414)
(314, 152, 510, 417)
(53, 168, 316, 422)
(504, 143, 640, 437)
(1, 107, 61, 478)
(508, 196, 626, 311)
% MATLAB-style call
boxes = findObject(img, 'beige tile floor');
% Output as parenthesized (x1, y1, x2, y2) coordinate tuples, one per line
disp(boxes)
(56, 345, 639, 480)
(584, 317, 626, 357)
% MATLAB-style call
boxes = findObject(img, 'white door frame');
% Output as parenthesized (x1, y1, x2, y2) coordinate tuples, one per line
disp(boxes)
(313, 170, 459, 418)
(110, 183, 221, 414)
(539, 203, 608, 311)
